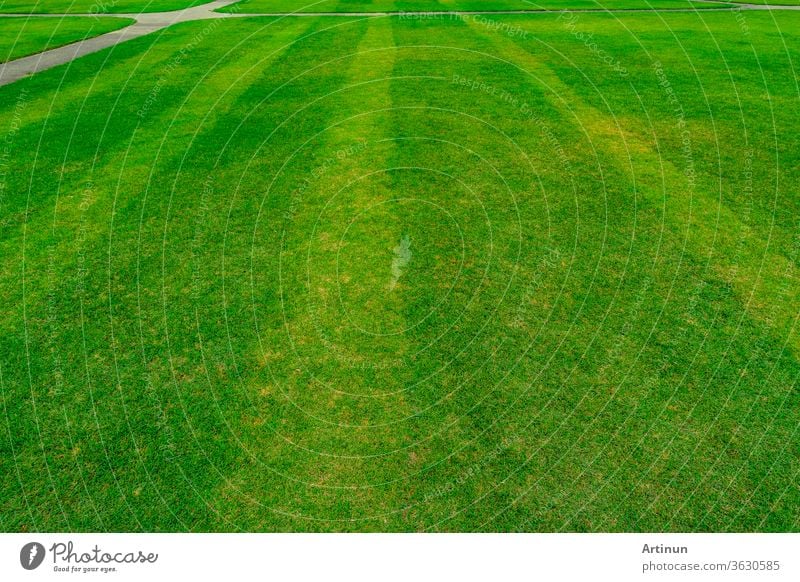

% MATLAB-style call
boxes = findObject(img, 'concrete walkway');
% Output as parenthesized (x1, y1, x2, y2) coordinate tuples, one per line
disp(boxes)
(1, 0, 798, 87)
(0, 0, 240, 86)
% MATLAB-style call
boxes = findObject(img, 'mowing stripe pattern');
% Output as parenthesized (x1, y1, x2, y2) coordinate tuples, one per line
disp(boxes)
(0, 12, 799, 532)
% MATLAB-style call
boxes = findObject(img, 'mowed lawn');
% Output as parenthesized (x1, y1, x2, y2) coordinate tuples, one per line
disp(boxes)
(0, 0, 207, 13)
(1, 12, 799, 532)
(0, 17, 134, 62)
(219, 0, 727, 12)
(734, 0, 800, 4)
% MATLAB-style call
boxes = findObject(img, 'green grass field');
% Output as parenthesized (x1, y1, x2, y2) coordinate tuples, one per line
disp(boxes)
(0, 0, 735, 13)
(0, 16, 134, 62)
(731, 0, 800, 4)
(218, 0, 729, 12)
(0, 0, 207, 13)
(1, 10, 799, 532)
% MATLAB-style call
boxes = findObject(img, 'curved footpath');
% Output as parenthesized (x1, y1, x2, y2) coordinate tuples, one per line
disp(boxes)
(1, 0, 799, 87)
(0, 0, 240, 86)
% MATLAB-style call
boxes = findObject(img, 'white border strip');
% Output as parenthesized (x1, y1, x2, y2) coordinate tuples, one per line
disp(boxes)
(1, 533, 798, 580)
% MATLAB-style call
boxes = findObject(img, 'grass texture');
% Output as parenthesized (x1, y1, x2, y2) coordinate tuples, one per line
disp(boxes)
(0, 0, 208, 14)
(0, 17, 134, 62)
(218, 0, 730, 13)
(0, 12, 799, 532)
